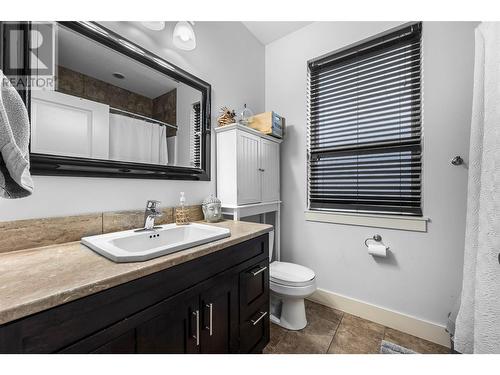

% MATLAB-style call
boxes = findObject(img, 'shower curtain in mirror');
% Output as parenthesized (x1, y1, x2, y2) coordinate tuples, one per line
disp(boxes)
(455, 22, 500, 354)
(109, 113, 168, 165)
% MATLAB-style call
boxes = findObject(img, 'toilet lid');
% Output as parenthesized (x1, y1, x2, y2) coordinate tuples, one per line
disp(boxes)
(270, 261, 315, 286)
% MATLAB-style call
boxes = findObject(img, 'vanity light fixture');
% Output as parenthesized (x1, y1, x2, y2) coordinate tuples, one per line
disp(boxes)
(172, 21, 196, 51)
(141, 22, 166, 31)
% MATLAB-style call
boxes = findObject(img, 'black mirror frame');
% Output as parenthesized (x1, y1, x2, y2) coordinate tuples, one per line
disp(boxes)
(25, 21, 211, 181)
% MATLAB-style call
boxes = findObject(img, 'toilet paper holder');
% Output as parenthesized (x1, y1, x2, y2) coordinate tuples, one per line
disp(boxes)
(364, 234, 386, 248)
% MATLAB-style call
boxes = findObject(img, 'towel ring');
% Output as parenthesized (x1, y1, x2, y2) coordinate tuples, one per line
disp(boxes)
(364, 234, 382, 248)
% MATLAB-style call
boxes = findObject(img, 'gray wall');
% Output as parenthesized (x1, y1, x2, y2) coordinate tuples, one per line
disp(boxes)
(265, 21, 478, 326)
(0, 22, 265, 220)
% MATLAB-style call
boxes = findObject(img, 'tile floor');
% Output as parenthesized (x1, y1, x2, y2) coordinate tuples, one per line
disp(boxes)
(263, 300, 450, 354)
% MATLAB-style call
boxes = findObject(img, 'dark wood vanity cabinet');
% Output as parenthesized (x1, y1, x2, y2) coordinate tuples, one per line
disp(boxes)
(0, 235, 270, 354)
(63, 270, 239, 354)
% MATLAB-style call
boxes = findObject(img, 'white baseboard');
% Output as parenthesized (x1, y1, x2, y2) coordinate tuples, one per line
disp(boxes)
(308, 288, 451, 348)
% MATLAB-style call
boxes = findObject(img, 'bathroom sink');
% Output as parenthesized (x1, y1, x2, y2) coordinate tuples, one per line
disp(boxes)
(81, 223, 231, 263)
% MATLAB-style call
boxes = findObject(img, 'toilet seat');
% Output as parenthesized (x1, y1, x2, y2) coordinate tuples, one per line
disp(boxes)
(270, 261, 315, 287)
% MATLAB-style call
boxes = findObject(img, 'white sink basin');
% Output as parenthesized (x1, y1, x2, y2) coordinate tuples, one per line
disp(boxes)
(81, 223, 231, 263)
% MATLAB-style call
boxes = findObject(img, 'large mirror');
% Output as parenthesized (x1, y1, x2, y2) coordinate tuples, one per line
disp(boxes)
(27, 22, 211, 180)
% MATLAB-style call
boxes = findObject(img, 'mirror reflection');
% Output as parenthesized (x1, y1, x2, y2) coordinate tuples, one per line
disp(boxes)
(30, 23, 203, 168)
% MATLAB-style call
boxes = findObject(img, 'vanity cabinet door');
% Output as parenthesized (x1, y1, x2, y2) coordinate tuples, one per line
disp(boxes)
(199, 273, 239, 354)
(61, 288, 201, 354)
(135, 293, 200, 354)
(135, 269, 239, 354)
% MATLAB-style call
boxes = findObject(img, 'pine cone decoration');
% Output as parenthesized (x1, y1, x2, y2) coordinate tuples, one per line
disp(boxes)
(217, 106, 236, 127)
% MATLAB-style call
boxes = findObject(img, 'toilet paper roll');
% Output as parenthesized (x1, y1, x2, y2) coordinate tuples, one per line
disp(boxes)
(367, 243, 388, 257)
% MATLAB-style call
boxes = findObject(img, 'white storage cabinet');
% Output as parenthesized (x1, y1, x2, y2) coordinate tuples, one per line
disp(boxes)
(215, 124, 281, 206)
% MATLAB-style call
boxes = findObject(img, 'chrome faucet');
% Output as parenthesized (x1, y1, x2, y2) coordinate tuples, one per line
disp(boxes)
(136, 200, 162, 231)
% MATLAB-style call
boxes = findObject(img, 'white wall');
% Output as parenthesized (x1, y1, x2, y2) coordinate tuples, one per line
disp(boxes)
(0, 22, 264, 221)
(265, 21, 477, 326)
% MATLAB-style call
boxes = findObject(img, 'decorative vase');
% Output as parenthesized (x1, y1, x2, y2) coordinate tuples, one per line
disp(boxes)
(202, 195, 222, 223)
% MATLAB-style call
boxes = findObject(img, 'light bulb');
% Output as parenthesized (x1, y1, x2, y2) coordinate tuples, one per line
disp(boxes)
(173, 21, 196, 51)
(179, 28, 191, 42)
(141, 22, 165, 31)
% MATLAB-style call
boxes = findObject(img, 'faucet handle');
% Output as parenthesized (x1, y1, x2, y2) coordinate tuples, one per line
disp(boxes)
(146, 200, 162, 216)
(146, 200, 161, 209)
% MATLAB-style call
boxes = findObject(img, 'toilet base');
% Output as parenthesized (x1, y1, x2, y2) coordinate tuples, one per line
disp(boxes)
(270, 294, 308, 331)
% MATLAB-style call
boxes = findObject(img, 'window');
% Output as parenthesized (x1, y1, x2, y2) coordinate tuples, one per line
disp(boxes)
(190, 101, 201, 168)
(307, 23, 422, 217)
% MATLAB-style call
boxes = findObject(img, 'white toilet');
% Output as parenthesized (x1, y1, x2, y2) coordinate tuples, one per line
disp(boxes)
(268, 231, 317, 330)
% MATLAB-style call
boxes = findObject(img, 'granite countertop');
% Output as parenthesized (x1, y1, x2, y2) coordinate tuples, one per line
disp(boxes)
(0, 220, 272, 325)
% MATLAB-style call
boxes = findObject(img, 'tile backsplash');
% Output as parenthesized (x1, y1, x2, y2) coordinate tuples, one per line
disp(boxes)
(0, 205, 203, 254)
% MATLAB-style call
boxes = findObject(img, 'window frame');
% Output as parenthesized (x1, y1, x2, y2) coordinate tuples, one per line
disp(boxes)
(306, 22, 424, 222)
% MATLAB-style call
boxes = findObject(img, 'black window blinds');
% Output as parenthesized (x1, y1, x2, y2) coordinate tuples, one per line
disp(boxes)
(307, 23, 422, 216)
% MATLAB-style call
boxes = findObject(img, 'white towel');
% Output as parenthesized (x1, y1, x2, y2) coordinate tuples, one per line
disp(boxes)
(0, 70, 34, 199)
(455, 22, 500, 354)
(109, 113, 168, 165)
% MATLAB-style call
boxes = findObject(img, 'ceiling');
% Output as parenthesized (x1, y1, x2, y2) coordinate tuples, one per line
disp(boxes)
(242, 22, 312, 45)
(57, 24, 180, 98)
(56, 22, 312, 96)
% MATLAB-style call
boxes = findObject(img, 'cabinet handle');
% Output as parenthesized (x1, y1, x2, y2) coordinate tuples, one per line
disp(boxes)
(205, 303, 213, 336)
(249, 265, 267, 277)
(258, 168, 265, 172)
(192, 310, 200, 346)
(251, 311, 268, 326)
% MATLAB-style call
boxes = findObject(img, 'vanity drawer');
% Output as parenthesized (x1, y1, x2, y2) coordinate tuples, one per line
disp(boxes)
(239, 260, 269, 322)
(240, 303, 269, 353)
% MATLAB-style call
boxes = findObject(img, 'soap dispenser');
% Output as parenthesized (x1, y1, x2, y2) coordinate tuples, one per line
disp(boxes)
(175, 192, 190, 225)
